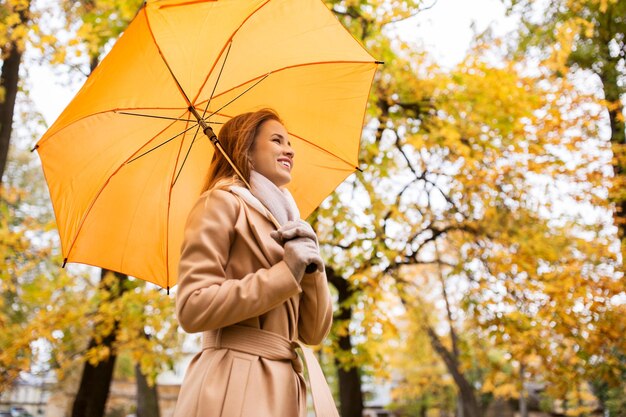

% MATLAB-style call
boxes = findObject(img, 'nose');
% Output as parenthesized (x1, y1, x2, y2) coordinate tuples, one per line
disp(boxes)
(284, 143, 294, 159)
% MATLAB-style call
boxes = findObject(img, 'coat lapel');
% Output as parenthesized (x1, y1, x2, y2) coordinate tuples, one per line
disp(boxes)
(229, 191, 301, 340)
(231, 192, 284, 267)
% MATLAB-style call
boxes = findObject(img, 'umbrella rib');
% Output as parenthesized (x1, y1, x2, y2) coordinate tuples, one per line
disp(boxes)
(164, 111, 199, 291)
(193, 60, 379, 170)
(144, 6, 194, 108)
(172, 117, 203, 187)
(116, 111, 197, 123)
(37, 107, 198, 148)
(115, 110, 225, 125)
(62, 114, 187, 266)
(204, 73, 271, 120)
(197, 60, 379, 105)
(289, 131, 359, 171)
(157, 0, 219, 9)
(126, 122, 200, 164)
(190, 0, 272, 105)
(201, 40, 232, 121)
(39, 106, 216, 165)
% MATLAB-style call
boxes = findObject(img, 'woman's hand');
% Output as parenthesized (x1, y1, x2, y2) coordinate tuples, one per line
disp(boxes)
(270, 220, 318, 245)
(271, 220, 324, 281)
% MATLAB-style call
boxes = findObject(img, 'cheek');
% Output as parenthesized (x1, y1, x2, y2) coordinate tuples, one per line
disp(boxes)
(250, 149, 272, 172)
(249, 145, 264, 166)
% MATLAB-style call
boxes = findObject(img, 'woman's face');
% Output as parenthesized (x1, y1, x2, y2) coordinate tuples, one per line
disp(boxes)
(249, 119, 294, 187)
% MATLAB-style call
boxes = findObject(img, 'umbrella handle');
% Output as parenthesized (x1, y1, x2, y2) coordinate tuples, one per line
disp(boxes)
(305, 264, 317, 274)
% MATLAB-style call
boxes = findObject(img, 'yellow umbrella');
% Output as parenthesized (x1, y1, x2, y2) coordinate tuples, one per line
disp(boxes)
(35, 0, 379, 290)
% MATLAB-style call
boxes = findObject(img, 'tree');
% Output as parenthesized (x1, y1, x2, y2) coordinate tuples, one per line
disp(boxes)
(0, 0, 69, 182)
(1, 3, 175, 417)
(387, 267, 461, 417)
(51, 3, 169, 417)
(0, 87, 177, 417)
(0, 90, 92, 393)
(0, 0, 31, 183)
(502, 0, 626, 410)
(71, 271, 177, 417)
(316, 2, 427, 415)
(317, 13, 623, 412)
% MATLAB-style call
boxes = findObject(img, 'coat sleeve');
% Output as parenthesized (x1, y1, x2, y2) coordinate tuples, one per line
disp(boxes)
(176, 189, 302, 333)
(297, 269, 333, 345)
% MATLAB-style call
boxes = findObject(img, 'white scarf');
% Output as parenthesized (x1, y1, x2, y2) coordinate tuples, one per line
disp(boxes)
(229, 171, 300, 226)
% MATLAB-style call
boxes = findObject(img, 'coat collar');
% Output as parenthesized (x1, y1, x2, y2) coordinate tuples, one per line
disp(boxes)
(229, 188, 283, 267)
(229, 185, 276, 226)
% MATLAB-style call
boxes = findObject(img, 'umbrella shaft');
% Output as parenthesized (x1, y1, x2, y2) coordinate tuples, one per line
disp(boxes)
(187, 106, 258, 200)
(188, 106, 217, 144)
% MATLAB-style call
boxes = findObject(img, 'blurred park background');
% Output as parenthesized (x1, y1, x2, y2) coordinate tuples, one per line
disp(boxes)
(1, 0, 625, 416)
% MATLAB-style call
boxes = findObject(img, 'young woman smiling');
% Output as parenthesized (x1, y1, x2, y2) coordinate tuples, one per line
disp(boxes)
(173, 109, 334, 417)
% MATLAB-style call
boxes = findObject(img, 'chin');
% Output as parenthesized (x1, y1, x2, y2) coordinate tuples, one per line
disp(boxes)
(274, 174, 291, 188)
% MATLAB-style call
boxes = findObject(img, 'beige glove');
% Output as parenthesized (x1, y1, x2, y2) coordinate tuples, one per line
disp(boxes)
(270, 220, 318, 245)
(271, 220, 324, 282)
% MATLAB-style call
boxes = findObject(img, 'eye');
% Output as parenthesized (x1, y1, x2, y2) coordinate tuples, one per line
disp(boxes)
(272, 138, 281, 144)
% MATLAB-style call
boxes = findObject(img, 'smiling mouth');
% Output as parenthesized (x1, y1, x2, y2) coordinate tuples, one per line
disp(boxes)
(279, 160, 291, 170)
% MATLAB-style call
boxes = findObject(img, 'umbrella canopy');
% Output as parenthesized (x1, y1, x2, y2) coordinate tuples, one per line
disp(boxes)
(36, 0, 379, 289)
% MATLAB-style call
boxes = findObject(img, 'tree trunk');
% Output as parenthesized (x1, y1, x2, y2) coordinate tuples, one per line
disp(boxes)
(327, 267, 364, 417)
(71, 333, 118, 417)
(71, 270, 128, 417)
(602, 69, 626, 259)
(396, 278, 480, 417)
(90, 54, 99, 74)
(599, 60, 626, 265)
(519, 362, 528, 417)
(433, 251, 478, 417)
(0, 46, 21, 183)
(0, 2, 30, 184)
(135, 362, 161, 417)
(425, 326, 480, 417)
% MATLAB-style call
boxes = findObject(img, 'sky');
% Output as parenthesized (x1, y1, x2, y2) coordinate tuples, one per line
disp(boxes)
(28, 0, 517, 127)
(391, 0, 516, 68)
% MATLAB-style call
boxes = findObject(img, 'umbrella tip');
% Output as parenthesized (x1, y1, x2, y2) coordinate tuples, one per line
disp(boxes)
(30, 144, 39, 152)
(167, 286, 170, 295)
(62, 258, 67, 268)
(375, 61, 385, 65)
(356, 166, 363, 172)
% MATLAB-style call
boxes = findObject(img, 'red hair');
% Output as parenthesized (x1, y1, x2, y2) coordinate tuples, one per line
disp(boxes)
(203, 108, 282, 191)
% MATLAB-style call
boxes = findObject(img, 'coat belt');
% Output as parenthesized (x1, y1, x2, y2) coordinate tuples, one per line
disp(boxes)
(202, 325, 339, 417)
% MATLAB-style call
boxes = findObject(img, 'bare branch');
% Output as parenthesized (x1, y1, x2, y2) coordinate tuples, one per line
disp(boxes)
(381, 0, 439, 26)
(383, 223, 477, 275)
(394, 134, 423, 179)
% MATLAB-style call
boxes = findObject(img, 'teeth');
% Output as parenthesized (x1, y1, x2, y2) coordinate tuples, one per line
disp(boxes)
(280, 161, 290, 169)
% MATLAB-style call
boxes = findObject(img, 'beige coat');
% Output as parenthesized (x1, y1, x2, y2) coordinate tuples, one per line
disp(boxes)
(173, 188, 333, 417)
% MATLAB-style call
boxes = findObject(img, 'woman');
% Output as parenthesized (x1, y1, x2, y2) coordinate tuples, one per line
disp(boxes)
(173, 109, 334, 417)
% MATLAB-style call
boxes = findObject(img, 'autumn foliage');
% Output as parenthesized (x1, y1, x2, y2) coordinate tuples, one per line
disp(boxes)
(1, 0, 625, 416)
